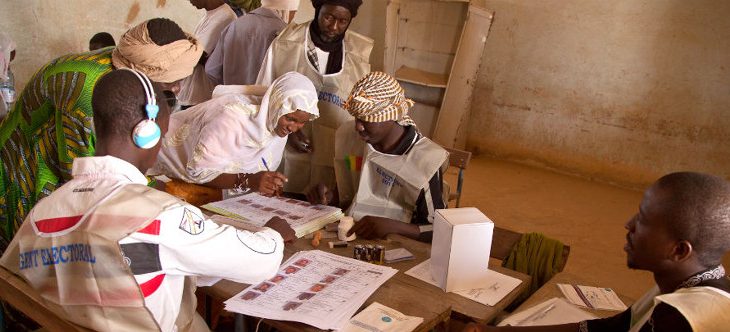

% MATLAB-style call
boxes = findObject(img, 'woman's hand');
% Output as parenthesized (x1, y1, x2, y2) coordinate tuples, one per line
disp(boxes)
(287, 130, 313, 153)
(248, 171, 287, 196)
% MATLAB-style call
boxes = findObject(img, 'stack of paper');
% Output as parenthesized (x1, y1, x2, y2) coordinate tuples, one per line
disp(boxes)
(557, 284, 627, 311)
(497, 297, 597, 326)
(404, 259, 522, 306)
(225, 250, 398, 330)
(202, 193, 344, 238)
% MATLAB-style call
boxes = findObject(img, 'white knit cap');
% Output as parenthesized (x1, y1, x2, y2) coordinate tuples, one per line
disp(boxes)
(261, 0, 300, 11)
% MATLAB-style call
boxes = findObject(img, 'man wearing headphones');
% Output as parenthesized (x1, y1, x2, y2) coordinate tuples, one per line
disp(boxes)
(0, 69, 296, 331)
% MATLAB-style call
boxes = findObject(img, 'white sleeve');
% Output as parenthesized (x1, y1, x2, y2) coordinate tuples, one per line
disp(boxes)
(131, 204, 285, 284)
(255, 44, 276, 85)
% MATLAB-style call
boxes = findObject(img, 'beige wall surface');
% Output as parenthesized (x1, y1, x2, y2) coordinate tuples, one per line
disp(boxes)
(0, 0, 203, 90)
(467, 0, 730, 187)
(0, 0, 384, 91)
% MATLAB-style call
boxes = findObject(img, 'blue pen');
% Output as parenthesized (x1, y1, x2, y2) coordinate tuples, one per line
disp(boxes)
(262, 157, 270, 171)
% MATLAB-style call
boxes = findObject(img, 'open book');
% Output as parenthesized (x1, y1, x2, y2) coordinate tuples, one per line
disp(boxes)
(202, 193, 344, 238)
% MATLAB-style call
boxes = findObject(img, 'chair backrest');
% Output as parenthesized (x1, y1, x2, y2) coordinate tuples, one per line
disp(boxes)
(0, 265, 92, 332)
(442, 147, 472, 207)
(443, 146, 472, 170)
(490, 226, 570, 273)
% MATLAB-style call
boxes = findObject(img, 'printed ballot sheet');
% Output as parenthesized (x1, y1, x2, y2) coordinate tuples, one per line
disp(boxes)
(225, 250, 398, 330)
(202, 193, 344, 237)
(557, 284, 628, 311)
(498, 297, 597, 326)
(405, 259, 522, 306)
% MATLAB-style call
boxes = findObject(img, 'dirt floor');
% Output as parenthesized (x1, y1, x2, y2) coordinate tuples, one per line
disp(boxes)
(446, 156, 652, 301)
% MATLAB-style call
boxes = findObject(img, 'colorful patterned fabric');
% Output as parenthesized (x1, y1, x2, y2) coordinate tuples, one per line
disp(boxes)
(343, 71, 416, 126)
(0, 48, 113, 252)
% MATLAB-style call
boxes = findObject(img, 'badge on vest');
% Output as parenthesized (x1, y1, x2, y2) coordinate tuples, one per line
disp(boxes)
(376, 166, 402, 187)
(179, 208, 205, 235)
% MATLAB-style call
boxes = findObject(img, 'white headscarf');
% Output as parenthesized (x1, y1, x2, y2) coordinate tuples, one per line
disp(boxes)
(0, 32, 16, 81)
(150, 71, 318, 183)
(262, 0, 300, 23)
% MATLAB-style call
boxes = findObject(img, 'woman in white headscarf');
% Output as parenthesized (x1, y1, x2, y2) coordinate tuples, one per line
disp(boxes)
(150, 71, 319, 197)
(0, 32, 16, 117)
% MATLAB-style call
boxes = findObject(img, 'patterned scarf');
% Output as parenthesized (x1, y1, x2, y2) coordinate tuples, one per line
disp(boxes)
(343, 71, 416, 126)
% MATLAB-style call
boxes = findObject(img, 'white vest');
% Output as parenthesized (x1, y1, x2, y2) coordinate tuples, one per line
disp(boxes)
(0, 184, 202, 331)
(347, 134, 448, 223)
(628, 285, 730, 332)
(258, 22, 373, 192)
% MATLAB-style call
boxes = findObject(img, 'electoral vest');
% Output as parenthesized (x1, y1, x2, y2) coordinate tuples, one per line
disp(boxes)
(628, 285, 730, 332)
(346, 133, 448, 223)
(0, 184, 202, 331)
(263, 21, 373, 192)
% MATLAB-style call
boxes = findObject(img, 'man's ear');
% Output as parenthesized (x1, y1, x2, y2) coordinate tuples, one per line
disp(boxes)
(670, 240, 693, 262)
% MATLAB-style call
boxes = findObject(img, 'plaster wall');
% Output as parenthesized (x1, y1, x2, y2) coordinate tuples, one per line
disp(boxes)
(0, 0, 202, 90)
(1, 0, 385, 91)
(466, 0, 730, 187)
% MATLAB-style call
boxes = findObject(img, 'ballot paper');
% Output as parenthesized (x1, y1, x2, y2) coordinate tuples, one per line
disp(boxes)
(498, 297, 597, 326)
(404, 259, 522, 306)
(557, 284, 628, 311)
(225, 250, 398, 330)
(340, 302, 423, 332)
(202, 193, 344, 237)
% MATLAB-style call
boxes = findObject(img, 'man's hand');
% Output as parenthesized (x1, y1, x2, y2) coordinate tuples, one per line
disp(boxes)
(249, 171, 287, 196)
(306, 183, 335, 205)
(287, 130, 313, 153)
(264, 216, 295, 243)
(347, 216, 402, 239)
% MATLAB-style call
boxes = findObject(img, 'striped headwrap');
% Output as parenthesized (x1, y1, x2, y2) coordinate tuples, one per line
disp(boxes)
(344, 72, 416, 126)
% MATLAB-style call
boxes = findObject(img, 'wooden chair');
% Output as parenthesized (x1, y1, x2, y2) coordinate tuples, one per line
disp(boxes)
(0, 265, 91, 332)
(443, 146, 472, 208)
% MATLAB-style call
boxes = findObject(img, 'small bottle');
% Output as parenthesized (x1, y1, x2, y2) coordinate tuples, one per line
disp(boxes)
(353, 245, 364, 260)
(364, 244, 374, 263)
(373, 245, 385, 265)
(0, 69, 16, 105)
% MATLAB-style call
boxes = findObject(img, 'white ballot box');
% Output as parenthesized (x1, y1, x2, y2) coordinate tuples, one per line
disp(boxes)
(430, 207, 494, 292)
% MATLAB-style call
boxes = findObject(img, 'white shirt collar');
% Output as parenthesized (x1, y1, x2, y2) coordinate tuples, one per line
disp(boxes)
(72, 156, 149, 185)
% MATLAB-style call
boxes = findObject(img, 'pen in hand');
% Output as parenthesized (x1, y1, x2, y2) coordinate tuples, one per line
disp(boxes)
(262, 157, 283, 196)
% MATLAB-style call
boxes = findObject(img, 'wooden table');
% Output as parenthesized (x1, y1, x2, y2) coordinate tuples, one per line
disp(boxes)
(202, 234, 530, 331)
(510, 271, 636, 321)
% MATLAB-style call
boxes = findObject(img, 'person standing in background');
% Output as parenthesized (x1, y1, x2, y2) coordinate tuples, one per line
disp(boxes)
(178, 0, 237, 109)
(88, 32, 116, 51)
(206, 0, 300, 86)
(256, 0, 372, 195)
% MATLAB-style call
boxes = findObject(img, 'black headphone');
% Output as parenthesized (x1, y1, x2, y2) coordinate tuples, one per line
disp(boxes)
(120, 68, 162, 149)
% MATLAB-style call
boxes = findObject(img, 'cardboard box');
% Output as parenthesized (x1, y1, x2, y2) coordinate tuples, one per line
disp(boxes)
(430, 207, 494, 292)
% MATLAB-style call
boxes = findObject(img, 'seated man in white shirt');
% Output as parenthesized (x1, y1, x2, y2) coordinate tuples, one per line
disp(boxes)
(0, 69, 295, 332)
(463, 171, 730, 332)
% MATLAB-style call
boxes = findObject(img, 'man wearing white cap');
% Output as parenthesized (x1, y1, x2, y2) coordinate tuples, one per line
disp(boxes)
(206, 0, 300, 86)
(178, 0, 237, 108)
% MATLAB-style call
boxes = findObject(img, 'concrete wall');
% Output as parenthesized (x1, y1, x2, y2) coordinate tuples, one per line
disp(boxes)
(467, 0, 730, 187)
(0, 0, 202, 90)
(0, 0, 385, 91)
